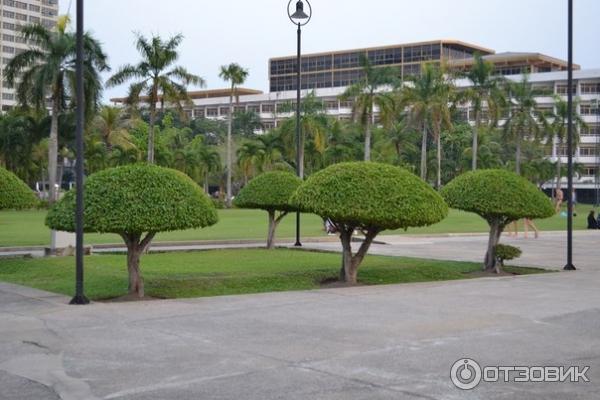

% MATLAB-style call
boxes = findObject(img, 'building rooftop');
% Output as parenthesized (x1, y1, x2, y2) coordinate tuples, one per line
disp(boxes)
(110, 88, 264, 104)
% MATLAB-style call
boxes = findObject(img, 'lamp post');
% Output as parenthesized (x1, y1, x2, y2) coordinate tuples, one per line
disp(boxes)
(287, 0, 312, 247)
(70, 0, 89, 304)
(564, 0, 576, 271)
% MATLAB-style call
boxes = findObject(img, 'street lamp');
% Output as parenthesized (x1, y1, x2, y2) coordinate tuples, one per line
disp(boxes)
(287, 0, 312, 247)
(564, 0, 576, 271)
(70, 0, 90, 304)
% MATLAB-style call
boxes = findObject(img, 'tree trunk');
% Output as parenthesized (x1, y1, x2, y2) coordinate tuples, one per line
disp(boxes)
(484, 221, 504, 273)
(556, 140, 562, 196)
(48, 99, 59, 204)
(435, 120, 442, 189)
(204, 172, 209, 194)
(472, 112, 479, 171)
(148, 102, 156, 164)
(364, 113, 372, 162)
(226, 86, 234, 208)
(266, 211, 276, 249)
(420, 123, 428, 181)
(515, 137, 522, 175)
(122, 232, 155, 298)
(339, 227, 377, 285)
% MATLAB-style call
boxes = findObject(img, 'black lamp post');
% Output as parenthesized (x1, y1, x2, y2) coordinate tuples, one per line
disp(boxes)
(287, 0, 312, 247)
(70, 0, 90, 304)
(564, 0, 576, 271)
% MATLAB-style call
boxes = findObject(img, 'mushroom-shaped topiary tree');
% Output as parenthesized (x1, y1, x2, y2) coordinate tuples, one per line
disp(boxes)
(292, 162, 448, 284)
(234, 171, 302, 249)
(0, 167, 38, 210)
(46, 164, 218, 298)
(441, 169, 554, 273)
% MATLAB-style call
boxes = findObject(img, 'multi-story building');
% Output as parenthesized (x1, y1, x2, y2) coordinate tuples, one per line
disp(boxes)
(111, 39, 600, 202)
(0, 0, 59, 111)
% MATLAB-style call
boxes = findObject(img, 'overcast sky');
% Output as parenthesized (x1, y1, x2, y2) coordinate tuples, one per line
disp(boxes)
(59, 0, 600, 102)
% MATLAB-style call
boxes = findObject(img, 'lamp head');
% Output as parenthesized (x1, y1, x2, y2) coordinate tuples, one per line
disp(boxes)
(290, 1, 309, 20)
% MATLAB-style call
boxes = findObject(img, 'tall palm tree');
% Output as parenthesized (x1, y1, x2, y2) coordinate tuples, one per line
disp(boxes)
(237, 141, 265, 185)
(463, 54, 506, 170)
(340, 55, 398, 161)
(4, 16, 109, 203)
(503, 75, 545, 175)
(197, 146, 221, 194)
(544, 95, 586, 191)
(107, 33, 204, 164)
(429, 67, 454, 188)
(93, 106, 136, 153)
(401, 63, 449, 182)
(219, 63, 249, 207)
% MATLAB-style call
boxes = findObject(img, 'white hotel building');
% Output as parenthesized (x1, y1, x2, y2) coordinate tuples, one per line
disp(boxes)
(113, 40, 600, 203)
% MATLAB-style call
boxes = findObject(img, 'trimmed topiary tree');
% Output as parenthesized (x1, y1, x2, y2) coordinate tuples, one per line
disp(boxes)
(234, 171, 302, 249)
(292, 162, 448, 284)
(46, 164, 218, 298)
(441, 169, 554, 273)
(0, 167, 38, 210)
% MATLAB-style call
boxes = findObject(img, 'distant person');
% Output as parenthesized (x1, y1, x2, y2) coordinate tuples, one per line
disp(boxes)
(555, 187, 564, 213)
(588, 210, 598, 230)
(523, 218, 539, 239)
(507, 220, 519, 238)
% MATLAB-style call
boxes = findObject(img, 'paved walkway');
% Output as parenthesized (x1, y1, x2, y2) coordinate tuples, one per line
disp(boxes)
(303, 230, 600, 271)
(1, 267, 599, 399)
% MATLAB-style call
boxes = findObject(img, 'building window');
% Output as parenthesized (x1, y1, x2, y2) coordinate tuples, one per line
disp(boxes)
(581, 124, 600, 136)
(2, 93, 14, 100)
(247, 104, 260, 113)
(261, 103, 275, 113)
(262, 121, 275, 130)
(29, 16, 40, 23)
(2, 46, 15, 54)
(193, 108, 204, 118)
(29, 4, 40, 12)
(556, 84, 577, 95)
(219, 106, 229, 116)
(206, 108, 218, 117)
(2, 34, 15, 42)
(583, 167, 597, 176)
(579, 147, 598, 157)
(580, 103, 600, 116)
(3, 10, 15, 19)
(339, 100, 354, 109)
(580, 83, 600, 95)
(41, 7, 57, 16)
(234, 105, 245, 113)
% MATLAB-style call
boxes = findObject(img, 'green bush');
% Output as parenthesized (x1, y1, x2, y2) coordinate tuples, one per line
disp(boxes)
(495, 244, 522, 266)
(234, 171, 302, 248)
(0, 167, 38, 210)
(292, 162, 448, 283)
(441, 169, 553, 272)
(46, 164, 218, 297)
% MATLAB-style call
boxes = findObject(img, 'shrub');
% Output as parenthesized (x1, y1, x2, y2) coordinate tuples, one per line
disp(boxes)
(0, 167, 38, 210)
(441, 169, 553, 273)
(46, 164, 218, 298)
(234, 171, 302, 249)
(495, 244, 522, 267)
(292, 162, 448, 284)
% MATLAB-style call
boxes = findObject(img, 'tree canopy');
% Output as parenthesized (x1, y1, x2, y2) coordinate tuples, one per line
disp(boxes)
(0, 167, 38, 210)
(292, 162, 448, 230)
(234, 171, 301, 212)
(46, 164, 217, 234)
(440, 169, 554, 224)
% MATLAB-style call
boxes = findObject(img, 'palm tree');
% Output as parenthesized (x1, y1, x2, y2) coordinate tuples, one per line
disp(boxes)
(197, 146, 221, 194)
(401, 63, 449, 182)
(4, 16, 109, 203)
(219, 63, 249, 208)
(278, 92, 329, 176)
(340, 55, 398, 161)
(237, 141, 265, 184)
(107, 33, 204, 164)
(544, 95, 586, 192)
(463, 54, 506, 170)
(429, 67, 454, 188)
(503, 75, 545, 175)
(93, 106, 136, 153)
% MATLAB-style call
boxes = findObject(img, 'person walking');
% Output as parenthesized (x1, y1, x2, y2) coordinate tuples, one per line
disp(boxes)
(588, 210, 598, 229)
(555, 187, 564, 213)
(523, 218, 540, 239)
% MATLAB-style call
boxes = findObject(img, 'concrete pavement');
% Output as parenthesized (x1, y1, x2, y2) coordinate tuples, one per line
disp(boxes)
(1, 260, 599, 399)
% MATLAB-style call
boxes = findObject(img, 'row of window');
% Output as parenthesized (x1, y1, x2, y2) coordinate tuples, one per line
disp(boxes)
(2, 11, 54, 27)
(271, 44, 444, 77)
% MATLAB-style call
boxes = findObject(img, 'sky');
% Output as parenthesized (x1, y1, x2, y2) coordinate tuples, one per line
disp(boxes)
(59, 0, 600, 102)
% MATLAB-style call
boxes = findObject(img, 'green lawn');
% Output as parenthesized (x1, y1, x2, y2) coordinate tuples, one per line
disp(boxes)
(0, 206, 591, 247)
(0, 249, 545, 300)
